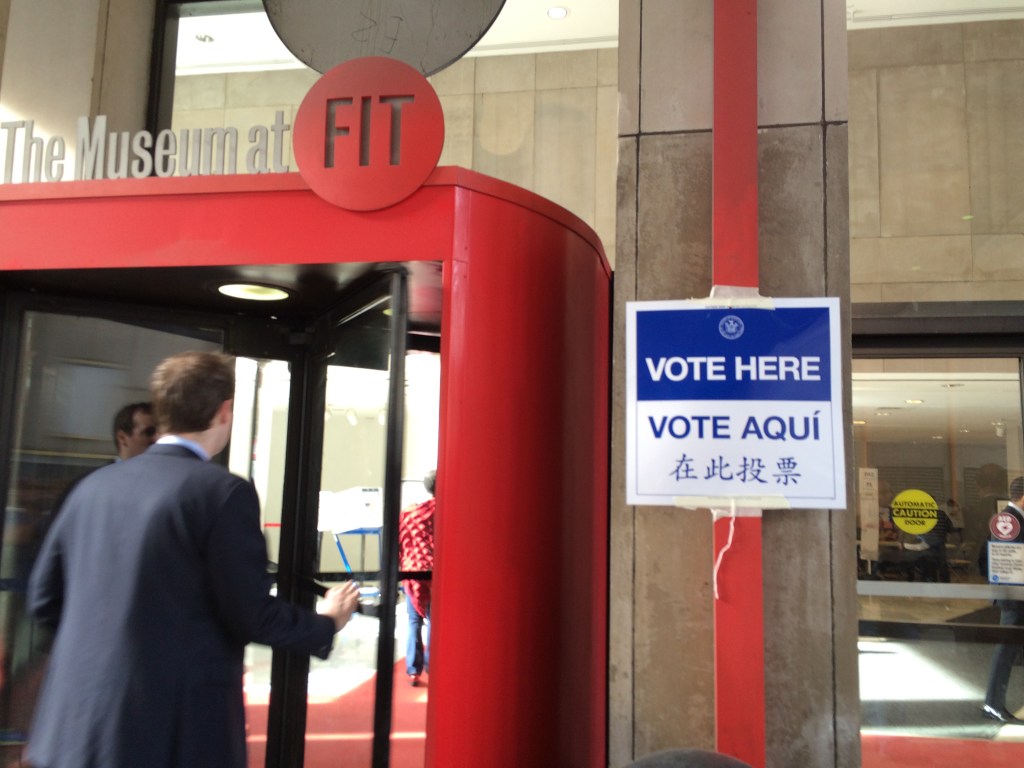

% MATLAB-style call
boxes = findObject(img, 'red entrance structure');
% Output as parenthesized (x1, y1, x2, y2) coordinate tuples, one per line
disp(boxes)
(0, 167, 610, 767)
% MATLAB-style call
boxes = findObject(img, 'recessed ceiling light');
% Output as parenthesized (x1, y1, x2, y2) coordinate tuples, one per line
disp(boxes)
(547, 6, 569, 20)
(218, 283, 289, 301)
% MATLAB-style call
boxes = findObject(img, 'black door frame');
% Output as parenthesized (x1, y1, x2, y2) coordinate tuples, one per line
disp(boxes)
(0, 269, 410, 768)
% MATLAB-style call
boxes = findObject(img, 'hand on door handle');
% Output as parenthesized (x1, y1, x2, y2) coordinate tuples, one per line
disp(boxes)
(320, 581, 360, 632)
(301, 575, 381, 618)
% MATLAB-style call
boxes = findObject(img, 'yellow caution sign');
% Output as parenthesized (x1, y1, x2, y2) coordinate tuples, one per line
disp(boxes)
(890, 489, 938, 534)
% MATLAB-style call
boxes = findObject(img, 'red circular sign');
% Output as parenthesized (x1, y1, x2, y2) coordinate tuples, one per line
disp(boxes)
(293, 57, 444, 211)
(991, 510, 1022, 541)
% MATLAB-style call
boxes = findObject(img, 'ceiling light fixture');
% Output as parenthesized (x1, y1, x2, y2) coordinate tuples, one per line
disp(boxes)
(547, 6, 569, 20)
(217, 283, 290, 301)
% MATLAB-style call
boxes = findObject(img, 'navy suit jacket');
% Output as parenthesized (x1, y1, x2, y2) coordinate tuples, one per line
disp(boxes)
(26, 443, 335, 768)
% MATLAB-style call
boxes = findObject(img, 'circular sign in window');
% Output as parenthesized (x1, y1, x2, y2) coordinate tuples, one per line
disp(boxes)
(293, 57, 445, 211)
(991, 510, 1022, 541)
(889, 489, 939, 535)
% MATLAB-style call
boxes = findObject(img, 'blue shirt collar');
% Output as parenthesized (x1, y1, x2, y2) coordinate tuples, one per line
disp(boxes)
(156, 434, 210, 462)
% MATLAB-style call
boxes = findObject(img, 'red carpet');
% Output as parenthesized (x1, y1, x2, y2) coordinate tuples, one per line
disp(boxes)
(245, 661, 427, 768)
(862, 733, 1024, 767)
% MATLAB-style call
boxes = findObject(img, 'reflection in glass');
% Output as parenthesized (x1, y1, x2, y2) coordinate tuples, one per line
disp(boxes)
(854, 358, 1022, 588)
(0, 312, 219, 758)
(855, 356, 1024, 747)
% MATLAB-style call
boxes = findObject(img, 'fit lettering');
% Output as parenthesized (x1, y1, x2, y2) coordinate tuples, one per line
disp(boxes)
(325, 95, 415, 168)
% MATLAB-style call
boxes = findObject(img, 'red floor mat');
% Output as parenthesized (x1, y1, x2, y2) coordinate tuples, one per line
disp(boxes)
(862, 732, 1024, 767)
(246, 661, 427, 768)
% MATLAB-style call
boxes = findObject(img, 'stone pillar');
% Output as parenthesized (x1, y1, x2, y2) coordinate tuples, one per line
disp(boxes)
(0, 0, 12, 90)
(612, 1, 858, 766)
(0, 0, 155, 171)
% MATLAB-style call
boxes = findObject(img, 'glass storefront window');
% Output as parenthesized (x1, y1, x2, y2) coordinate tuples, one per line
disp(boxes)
(854, 356, 1024, 749)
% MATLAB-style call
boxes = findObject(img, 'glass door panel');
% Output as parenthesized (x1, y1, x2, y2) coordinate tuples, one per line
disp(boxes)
(300, 271, 408, 768)
(0, 309, 221, 758)
(231, 357, 293, 767)
(853, 356, 1024, 744)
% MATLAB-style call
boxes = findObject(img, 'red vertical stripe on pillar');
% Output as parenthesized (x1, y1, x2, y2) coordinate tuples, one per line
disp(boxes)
(712, 0, 766, 766)
(713, 0, 759, 288)
(713, 515, 766, 766)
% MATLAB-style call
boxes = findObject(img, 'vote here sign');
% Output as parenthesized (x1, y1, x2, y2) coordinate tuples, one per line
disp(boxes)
(625, 298, 846, 509)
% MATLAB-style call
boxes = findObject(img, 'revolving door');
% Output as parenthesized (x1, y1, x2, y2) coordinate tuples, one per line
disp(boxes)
(0, 265, 438, 768)
(0, 169, 610, 768)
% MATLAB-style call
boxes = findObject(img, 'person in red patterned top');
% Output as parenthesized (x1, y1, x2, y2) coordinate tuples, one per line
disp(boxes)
(399, 469, 436, 686)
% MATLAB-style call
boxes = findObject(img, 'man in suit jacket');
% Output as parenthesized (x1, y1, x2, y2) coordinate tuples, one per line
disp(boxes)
(25, 351, 359, 768)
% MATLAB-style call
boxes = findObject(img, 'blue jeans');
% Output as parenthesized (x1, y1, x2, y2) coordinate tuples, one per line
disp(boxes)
(406, 591, 430, 676)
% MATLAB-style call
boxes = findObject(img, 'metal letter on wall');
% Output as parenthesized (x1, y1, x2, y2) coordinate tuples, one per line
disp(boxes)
(263, 0, 507, 76)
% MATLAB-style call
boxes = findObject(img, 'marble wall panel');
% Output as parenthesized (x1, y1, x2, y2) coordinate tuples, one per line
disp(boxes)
(225, 68, 316, 108)
(824, 0, 849, 122)
(851, 283, 883, 303)
(634, 507, 715, 755)
(758, 125, 826, 297)
(763, 509, 843, 767)
(640, 0, 713, 134)
(847, 69, 880, 238)
(535, 87, 597, 228)
(853, 235, 972, 284)
(429, 57, 474, 95)
(849, 237, 881, 285)
(438, 93, 474, 168)
(973, 234, 1024, 280)
(964, 20, 1024, 62)
(848, 24, 964, 71)
(598, 47, 618, 87)
(596, 85, 619, 266)
(1, 0, 100, 146)
(473, 90, 535, 188)
(474, 53, 535, 93)
(618, 0, 640, 136)
(826, 125, 851, 300)
(878, 64, 971, 237)
(636, 132, 713, 299)
(536, 49, 598, 90)
(966, 60, 1024, 234)
(98, 0, 156, 130)
(0, 0, 10, 77)
(879, 281, 975, 302)
(758, 0, 823, 126)
(174, 74, 227, 111)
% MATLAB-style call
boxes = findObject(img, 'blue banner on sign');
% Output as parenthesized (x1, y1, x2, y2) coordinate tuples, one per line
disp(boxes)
(635, 306, 832, 402)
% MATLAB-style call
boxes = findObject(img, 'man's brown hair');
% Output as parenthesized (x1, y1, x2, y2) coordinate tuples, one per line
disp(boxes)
(150, 352, 235, 434)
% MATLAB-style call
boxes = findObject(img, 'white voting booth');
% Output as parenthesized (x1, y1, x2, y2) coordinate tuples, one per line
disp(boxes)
(318, 487, 383, 572)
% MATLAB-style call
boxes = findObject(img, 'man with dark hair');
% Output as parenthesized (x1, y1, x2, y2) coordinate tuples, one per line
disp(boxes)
(26, 351, 359, 768)
(983, 475, 1024, 725)
(111, 401, 156, 460)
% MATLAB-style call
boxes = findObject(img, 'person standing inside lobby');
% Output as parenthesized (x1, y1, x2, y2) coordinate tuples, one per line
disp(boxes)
(983, 475, 1024, 725)
(399, 469, 436, 687)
